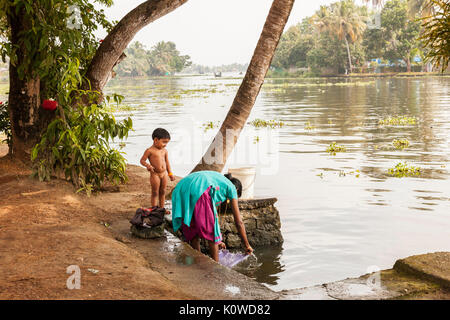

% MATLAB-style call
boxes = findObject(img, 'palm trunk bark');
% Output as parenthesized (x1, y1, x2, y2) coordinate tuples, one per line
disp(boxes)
(191, 0, 295, 173)
(344, 35, 353, 74)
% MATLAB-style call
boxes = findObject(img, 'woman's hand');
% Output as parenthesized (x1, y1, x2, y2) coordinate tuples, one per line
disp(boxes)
(245, 244, 253, 255)
(218, 242, 226, 250)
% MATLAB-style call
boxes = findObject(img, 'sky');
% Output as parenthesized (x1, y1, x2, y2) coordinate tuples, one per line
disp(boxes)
(95, 0, 371, 66)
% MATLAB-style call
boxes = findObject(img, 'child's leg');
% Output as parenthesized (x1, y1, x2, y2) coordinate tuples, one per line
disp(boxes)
(191, 235, 201, 251)
(150, 173, 161, 207)
(208, 240, 219, 262)
(159, 173, 168, 209)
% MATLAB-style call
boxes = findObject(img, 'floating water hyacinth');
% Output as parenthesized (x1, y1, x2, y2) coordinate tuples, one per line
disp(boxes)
(249, 119, 285, 128)
(262, 81, 375, 88)
(305, 121, 315, 130)
(326, 142, 346, 155)
(388, 162, 421, 177)
(392, 138, 410, 150)
(378, 116, 417, 126)
(202, 120, 220, 132)
(103, 103, 143, 113)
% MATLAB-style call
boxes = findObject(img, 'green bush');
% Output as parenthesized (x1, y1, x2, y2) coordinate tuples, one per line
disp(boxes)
(0, 100, 12, 153)
(31, 58, 133, 194)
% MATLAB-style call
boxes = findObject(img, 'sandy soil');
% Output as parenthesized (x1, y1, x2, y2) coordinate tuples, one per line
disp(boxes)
(0, 146, 195, 299)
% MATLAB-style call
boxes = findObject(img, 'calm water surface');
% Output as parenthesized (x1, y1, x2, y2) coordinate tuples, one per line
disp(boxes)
(104, 74, 450, 291)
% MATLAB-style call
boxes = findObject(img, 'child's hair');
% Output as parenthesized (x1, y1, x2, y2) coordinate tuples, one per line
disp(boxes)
(152, 128, 171, 140)
(224, 173, 242, 198)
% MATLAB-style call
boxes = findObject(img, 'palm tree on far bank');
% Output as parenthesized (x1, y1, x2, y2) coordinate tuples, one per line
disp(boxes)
(364, 0, 434, 16)
(190, 0, 295, 173)
(313, 0, 367, 74)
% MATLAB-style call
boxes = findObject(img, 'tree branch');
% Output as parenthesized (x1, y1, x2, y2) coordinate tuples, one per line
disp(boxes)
(84, 0, 189, 92)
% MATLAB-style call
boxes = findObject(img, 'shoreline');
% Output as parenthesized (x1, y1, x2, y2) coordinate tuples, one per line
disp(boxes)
(0, 153, 448, 299)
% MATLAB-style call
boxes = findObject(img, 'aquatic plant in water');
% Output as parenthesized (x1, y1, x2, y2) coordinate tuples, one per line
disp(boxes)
(392, 138, 410, 150)
(249, 119, 285, 128)
(388, 162, 421, 177)
(305, 121, 315, 130)
(102, 103, 143, 113)
(378, 116, 417, 126)
(326, 142, 346, 155)
(202, 121, 220, 132)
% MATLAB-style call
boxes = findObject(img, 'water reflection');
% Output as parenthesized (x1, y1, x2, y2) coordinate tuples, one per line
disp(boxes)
(104, 75, 450, 290)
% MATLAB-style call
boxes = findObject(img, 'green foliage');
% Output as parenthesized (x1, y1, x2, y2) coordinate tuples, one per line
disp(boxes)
(272, 19, 316, 69)
(0, 100, 11, 152)
(392, 138, 410, 149)
(379, 0, 422, 66)
(31, 58, 133, 193)
(388, 161, 421, 177)
(249, 119, 285, 128)
(115, 41, 192, 77)
(420, 0, 450, 71)
(378, 115, 417, 125)
(0, 0, 115, 99)
(201, 120, 220, 132)
(326, 142, 347, 155)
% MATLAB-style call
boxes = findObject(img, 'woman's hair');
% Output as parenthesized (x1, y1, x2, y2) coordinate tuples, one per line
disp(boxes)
(224, 173, 242, 198)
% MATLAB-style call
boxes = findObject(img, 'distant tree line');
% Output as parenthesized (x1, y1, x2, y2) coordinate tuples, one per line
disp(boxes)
(271, 0, 429, 75)
(181, 63, 249, 75)
(114, 41, 192, 77)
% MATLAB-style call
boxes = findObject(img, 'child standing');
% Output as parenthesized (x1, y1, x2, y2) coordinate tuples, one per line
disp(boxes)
(140, 128, 175, 212)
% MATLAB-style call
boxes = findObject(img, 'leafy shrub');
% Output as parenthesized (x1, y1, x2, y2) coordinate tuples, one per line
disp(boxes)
(0, 101, 12, 153)
(31, 58, 133, 194)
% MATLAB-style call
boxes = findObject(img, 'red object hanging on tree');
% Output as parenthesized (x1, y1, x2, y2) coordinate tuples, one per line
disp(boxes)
(42, 99, 58, 111)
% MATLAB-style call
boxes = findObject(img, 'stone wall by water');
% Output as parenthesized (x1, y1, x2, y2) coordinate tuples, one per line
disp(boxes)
(164, 197, 283, 249)
(218, 197, 283, 249)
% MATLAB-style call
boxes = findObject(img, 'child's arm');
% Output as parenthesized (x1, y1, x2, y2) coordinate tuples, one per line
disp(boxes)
(140, 149, 154, 172)
(165, 149, 175, 181)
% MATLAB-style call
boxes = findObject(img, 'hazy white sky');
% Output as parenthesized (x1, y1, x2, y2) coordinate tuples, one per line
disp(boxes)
(96, 0, 370, 66)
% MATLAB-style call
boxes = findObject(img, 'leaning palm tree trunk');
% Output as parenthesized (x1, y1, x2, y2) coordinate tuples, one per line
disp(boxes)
(344, 35, 353, 73)
(191, 0, 295, 173)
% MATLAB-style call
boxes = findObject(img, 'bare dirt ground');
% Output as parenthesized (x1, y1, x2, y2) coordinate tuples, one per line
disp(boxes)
(0, 144, 195, 299)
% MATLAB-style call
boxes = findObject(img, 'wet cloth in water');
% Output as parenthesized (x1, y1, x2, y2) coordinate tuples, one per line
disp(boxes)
(172, 171, 238, 244)
(181, 186, 221, 242)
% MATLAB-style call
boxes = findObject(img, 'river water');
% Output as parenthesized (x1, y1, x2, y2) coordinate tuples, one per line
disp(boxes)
(104, 74, 450, 291)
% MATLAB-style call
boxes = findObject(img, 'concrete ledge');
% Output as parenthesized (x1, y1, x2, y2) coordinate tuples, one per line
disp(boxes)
(393, 252, 450, 289)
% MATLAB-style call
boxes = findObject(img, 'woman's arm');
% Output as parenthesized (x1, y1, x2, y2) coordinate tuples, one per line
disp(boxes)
(230, 198, 253, 254)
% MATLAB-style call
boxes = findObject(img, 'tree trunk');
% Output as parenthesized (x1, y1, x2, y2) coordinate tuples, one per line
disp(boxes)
(405, 56, 412, 72)
(6, 7, 53, 161)
(344, 35, 353, 74)
(84, 0, 188, 93)
(6, 0, 188, 159)
(191, 0, 295, 173)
